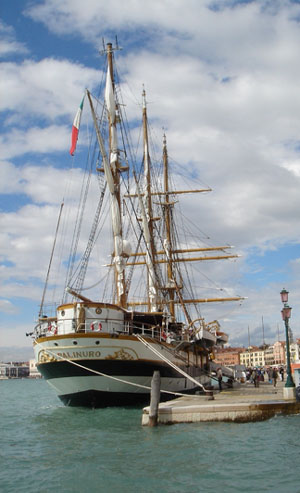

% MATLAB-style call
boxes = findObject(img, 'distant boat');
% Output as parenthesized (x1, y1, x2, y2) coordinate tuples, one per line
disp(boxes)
(31, 42, 242, 407)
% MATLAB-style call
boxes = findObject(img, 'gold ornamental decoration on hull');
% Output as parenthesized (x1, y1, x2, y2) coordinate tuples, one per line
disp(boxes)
(105, 348, 135, 360)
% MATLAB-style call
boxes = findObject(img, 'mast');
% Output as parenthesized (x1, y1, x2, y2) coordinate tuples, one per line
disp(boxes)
(106, 43, 128, 307)
(88, 42, 129, 308)
(162, 134, 176, 320)
(161, 134, 193, 325)
(142, 89, 159, 312)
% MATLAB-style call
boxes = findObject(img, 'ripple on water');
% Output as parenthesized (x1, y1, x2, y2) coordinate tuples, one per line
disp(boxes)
(1, 380, 300, 493)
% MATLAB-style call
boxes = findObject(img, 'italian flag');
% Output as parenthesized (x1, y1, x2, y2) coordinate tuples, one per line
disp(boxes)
(69, 95, 85, 156)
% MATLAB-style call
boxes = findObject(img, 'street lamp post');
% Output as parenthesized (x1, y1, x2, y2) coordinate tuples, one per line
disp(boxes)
(280, 289, 295, 393)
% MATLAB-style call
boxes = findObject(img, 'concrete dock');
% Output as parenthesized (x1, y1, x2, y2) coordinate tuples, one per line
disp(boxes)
(142, 380, 300, 425)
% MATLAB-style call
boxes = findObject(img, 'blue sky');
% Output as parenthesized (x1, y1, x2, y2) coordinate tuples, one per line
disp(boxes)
(2, 0, 300, 360)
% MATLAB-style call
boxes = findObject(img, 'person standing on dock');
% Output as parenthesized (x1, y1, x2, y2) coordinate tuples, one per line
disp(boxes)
(217, 367, 223, 391)
(279, 367, 284, 381)
(272, 368, 278, 387)
(252, 368, 259, 388)
(267, 367, 272, 384)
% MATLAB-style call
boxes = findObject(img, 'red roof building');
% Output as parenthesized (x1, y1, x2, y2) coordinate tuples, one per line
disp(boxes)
(213, 347, 244, 367)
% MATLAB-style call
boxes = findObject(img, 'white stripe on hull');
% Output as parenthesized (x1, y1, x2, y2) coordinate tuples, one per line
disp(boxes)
(47, 374, 209, 397)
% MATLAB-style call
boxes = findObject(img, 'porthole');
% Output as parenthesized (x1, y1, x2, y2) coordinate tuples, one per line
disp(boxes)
(54, 342, 58, 346)
(95, 340, 100, 345)
(61, 310, 65, 316)
(95, 307, 102, 314)
(73, 340, 78, 345)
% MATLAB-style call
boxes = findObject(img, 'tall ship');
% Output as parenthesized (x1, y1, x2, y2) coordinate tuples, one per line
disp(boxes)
(31, 42, 242, 407)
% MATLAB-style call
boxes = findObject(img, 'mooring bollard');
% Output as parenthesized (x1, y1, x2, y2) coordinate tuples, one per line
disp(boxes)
(149, 370, 161, 427)
(205, 385, 215, 401)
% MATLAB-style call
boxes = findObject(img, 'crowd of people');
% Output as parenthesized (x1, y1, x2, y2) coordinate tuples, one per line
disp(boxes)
(214, 366, 286, 392)
(245, 366, 284, 387)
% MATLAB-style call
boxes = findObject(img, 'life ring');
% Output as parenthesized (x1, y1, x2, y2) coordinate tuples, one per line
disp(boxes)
(161, 330, 167, 341)
(91, 321, 102, 331)
(48, 322, 57, 334)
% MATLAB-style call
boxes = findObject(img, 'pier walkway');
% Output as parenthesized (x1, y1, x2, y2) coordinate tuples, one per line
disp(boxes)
(142, 380, 300, 425)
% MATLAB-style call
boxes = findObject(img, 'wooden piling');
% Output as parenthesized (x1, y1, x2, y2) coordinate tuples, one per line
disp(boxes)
(148, 371, 161, 427)
(205, 385, 215, 400)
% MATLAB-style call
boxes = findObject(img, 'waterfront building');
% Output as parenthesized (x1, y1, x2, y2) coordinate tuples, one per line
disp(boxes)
(264, 345, 275, 366)
(0, 362, 29, 378)
(240, 347, 265, 367)
(273, 341, 285, 366)
(0, 363, 8, 379)
(290, 341, 300, 363)
(213, 338, 300, 370)
(213, 347, 243, 367)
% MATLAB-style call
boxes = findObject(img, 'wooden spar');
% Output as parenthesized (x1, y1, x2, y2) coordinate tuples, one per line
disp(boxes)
(124, 188, 212, 197)
(155, 254, 240, 263)
(109, 253, 240, 267)
(129, 246, 234, 257)
(178, 296, 245, 304)
(127, 296, 245, 306)
(65, 287, 92, 303)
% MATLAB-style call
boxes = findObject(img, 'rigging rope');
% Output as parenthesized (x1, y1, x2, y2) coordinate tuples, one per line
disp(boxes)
(39, 201, 64, 317)
(134, 334, 208, 392)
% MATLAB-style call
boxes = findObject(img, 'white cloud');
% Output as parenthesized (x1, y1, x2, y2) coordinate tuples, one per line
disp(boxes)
(0, 125, 70, 159)
(24, 0, 300, 69)
(2, 0, 300, 346)
(0, 20, 29, 57)
(0, 299, 18, 314)
(0, 56, 99, 159)
(0, 58, 99, 121)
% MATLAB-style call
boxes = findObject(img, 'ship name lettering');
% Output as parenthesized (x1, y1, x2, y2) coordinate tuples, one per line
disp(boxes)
(57, 351, 101, 359)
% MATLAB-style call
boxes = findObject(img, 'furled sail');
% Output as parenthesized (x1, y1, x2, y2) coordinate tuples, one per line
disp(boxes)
(105, 65, 118, 168)
(104, 62, 126, 301)
(135, 175, 159, 312)
(87, 50, 128, 305)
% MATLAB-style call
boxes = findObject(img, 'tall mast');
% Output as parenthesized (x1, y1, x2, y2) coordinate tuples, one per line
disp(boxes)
(106, 43, 127, 307)
(162, 134, 175, 320)
(162, 135, 193, 325)
(142, 89, 159, 311)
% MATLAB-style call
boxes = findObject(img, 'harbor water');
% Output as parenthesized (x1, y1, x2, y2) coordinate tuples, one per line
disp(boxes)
(1, 379, 300, 493)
